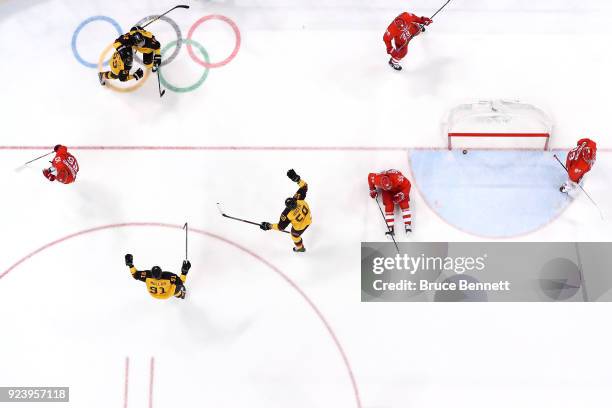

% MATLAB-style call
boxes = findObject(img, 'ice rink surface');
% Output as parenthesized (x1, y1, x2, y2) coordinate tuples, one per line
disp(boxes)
(1, 0, 611, 407)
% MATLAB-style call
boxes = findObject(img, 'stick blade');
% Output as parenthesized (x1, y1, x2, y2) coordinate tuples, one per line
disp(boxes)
(177, 4, 190, 8)
(216, 202, 226, 216)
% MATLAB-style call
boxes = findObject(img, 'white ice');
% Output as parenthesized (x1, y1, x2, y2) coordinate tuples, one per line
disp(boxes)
(0, 0, 611, 407)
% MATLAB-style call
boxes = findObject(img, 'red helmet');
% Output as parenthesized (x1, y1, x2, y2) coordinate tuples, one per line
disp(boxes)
(380, 175, 392, 191)
(582, 147, 596, 164)
(408, 22, 422, 36)
(394, 17, 407, 30)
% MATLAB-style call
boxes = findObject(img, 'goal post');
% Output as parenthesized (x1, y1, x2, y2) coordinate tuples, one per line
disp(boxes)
(445, 100, 553, 150)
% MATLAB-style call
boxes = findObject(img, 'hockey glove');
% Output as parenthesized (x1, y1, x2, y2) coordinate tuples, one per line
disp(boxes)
(393, 192, 405, 204)
(287, 169, 301, 183)
(133, 68, 144, 81)
(125, 253, 134, 267)
(152, 55, 162, 72)
(369, 189, 378, 199)
(43, 168, 56, 182)
(422, 17, 433, 26)
(260, 222, 272, 231)
(181, 260, 191, 274)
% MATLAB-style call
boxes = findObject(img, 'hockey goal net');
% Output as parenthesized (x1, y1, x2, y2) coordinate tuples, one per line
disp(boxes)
(445, 100, 552, 150)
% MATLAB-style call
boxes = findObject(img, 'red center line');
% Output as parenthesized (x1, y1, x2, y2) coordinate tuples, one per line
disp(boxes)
(0, 145, 411, 151)
(0, 145, 607, 151)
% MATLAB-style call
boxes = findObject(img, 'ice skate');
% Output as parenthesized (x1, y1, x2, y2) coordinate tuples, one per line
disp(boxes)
(98, 72, 106, 86)
(388, 58, 402, 71)
(385, 226, 395, 238)
(293, 246, 306, 253)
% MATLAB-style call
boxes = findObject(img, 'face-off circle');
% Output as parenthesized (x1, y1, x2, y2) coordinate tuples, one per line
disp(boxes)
(187, 15, 241, 68)
(158, 39, 210, 93)
(133, 15, 183, 67)
(98, 43, 151, 93)
(72, 15, 123, 68)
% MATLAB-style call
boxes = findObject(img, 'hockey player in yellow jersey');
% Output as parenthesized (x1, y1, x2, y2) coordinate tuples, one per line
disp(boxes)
(125, 254, 190, 300)
(260, 169, 312, 252)
(99, 26, 161, 85)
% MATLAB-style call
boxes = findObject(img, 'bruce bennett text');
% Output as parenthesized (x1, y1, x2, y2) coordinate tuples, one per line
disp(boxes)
(372, 279, 511, 292)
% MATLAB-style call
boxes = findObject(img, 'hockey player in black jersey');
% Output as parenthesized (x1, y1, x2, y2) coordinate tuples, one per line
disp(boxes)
(125, 254, 190, 300)
(260, 169, 312, 252)
(99, 26, 161, 85)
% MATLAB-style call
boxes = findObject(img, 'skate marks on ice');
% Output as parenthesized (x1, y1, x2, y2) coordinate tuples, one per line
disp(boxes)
(409, 150, 571, 238)
(0, 222, 362, 408)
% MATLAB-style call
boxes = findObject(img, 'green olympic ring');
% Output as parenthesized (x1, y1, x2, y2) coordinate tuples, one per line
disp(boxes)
(158, 39, 209, 93)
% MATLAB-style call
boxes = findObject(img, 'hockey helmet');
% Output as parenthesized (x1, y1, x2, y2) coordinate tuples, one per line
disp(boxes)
(151, 266, 162, 280)
(131, 30, 145, 47)
(582, 147, 596, 164)
(394, 17, 407, 30)
(380, 175, 393, 191)
(408, 22, 422, 36)
(285, 197, 298, 210)
(118, 46, 133, 67)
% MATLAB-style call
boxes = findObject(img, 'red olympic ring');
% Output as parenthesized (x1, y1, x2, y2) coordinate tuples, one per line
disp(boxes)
(187, 15, 241, 68)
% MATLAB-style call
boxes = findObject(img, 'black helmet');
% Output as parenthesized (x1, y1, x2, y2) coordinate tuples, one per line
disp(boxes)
(285, 197, 297, 210)
(118, 46, 133, 67)
(151, 266, 162, 279)
(131, 31, 145, 47)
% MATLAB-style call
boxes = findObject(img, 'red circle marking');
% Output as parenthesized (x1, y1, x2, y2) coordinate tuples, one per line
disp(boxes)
(0, 222, 362, 408)
(187, 15, 241, 68)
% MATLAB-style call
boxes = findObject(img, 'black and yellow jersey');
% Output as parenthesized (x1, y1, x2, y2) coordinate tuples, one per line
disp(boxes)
(130, 267, 186, 300)
(106, 51, 136, 81)
(114, 28, 161, 56)
(273, 179, 312, 232)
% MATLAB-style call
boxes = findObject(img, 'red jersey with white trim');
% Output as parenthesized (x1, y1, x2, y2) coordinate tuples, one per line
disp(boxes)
(368, 169, 411, 194)
(383, 12, 428, 50)
(52, 146, 79, 184)
(566, 138, 596, 183)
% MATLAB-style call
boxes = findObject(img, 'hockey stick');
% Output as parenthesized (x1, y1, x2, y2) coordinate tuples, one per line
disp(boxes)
(183, 222, 188, 259)
(157, 70, 165, 98)
(554, 154, 604, 220)
(396, 0, 453, 51)
(15, 151, 54, 172)
(374, 197, 400, 254)
(216, 203, 291, 234)
(140, 5, 190, 29)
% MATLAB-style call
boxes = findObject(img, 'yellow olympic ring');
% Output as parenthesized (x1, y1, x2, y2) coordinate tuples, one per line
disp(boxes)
(98, 43, 151, 93)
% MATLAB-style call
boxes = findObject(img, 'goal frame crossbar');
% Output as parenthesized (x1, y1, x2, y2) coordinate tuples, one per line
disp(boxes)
(447, 132, 550, 150)
(445, 99, 553, 151)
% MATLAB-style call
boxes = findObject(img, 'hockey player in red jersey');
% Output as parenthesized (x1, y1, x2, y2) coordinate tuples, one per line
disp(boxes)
(368, 169, 412, 235)
(42, 145, 79, 185)
(383, 12, 432, 71)
(560, 138, 597, 193)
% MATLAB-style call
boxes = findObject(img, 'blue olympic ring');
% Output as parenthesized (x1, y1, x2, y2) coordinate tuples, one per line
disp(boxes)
(72, 15, 123, 68)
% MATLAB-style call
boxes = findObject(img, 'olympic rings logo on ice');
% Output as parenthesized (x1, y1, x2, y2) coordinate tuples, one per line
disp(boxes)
(71, 14, 241, 93)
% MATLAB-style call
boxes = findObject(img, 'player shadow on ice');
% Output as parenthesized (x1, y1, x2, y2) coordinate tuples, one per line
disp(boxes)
(409, 150, 571, 238)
